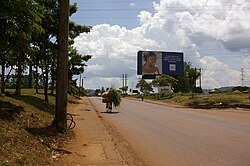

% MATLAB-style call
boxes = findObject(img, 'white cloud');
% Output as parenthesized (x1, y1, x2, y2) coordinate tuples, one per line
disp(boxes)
(74, 0, 250, 90)
(130, 3, 135, 7)
(200, 56, 241, 88)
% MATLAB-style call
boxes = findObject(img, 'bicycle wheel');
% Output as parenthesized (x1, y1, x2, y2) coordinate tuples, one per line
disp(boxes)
(67, 113, 76, 129)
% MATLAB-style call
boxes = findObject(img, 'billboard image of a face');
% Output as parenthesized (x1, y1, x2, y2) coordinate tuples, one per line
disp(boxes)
(137, 51, 184, 78)
(142, 51, 162, 75)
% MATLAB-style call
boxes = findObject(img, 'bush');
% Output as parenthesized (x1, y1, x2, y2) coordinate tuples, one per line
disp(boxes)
(108, 88, 121, 107)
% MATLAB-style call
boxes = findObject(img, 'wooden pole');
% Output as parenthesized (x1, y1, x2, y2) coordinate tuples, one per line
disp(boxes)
(54, 0, 69, 131)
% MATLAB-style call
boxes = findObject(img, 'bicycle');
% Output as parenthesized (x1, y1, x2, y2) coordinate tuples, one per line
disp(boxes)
(67, 113, 76, 129)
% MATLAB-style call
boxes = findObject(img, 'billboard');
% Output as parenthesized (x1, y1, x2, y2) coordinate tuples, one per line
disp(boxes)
(137, 51, 184, 78)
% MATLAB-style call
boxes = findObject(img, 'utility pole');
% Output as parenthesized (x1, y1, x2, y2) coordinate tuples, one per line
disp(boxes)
(122, 74, 127, 87)
(199, 68, 202, 88)
(122, 74, 124, 87)
(125, 74, 128, 87)
(54, 0, 69, 131)
(241, 68, 244, 86)
(82, 77, 86, 88)
(194, 67, 197, 88)
(79, 74, 81, 97)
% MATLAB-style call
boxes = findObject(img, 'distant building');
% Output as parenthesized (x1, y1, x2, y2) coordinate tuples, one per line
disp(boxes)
(209, 88, 222, 94)
(233, 90, 242, 93)
(243, 89, 250, 94)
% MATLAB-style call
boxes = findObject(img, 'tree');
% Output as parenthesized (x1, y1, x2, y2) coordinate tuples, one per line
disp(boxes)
(31, 0, 59, 100)
(173, 62, 201, 93)
(67, 21, 92, 96)
(30, 1, 91, 100)
(136, 79, 153, 94)
(119, 86, 128, 95)
(232, 86, 249, 92)
(151, 74, 178, 88)
(151, 74, 178, 99)
(68, 46, 91, 86)
(0, 0, 44, 94)
(52, 0, 92, 131)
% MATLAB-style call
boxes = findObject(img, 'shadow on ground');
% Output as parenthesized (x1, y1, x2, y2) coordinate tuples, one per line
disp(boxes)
(0, 100, 24, 120)
(100, 111, 120, 114)
(25, 125, 60, 137)
(7, 94, 54, 114)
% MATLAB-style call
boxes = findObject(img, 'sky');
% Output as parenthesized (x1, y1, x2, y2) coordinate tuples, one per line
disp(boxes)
(70, 0, 250, 91)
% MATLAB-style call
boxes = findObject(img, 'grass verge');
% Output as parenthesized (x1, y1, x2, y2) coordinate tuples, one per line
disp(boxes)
(130, 92, 250, 109)
(0, 89, 77, 166)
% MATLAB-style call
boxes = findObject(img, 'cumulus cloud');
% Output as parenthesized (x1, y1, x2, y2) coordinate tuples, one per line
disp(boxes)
(201, 56, 241, 88)
(74, 0, 250, 89)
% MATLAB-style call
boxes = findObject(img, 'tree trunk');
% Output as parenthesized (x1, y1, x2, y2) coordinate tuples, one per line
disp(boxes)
(50, 60, 56, 95)
(50, 76, 55, 95)
(44, 63, 48, 102)
(28, 65, 33, 88)
(53, 0, 69, 131)
(1, 62, 5, 93)
(35, 59, 39, 94)
(15, 59, 22, 95)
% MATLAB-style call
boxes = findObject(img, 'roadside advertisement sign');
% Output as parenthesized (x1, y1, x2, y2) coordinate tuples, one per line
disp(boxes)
(137, 51, 184, 79)
(159, 86, 172, 93)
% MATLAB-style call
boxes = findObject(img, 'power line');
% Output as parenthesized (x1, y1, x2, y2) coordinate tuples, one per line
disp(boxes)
(72, 16, 250, 21)
(73, 1, 247, 9)
(76, 8, 154, 12)
(76, 8, 248, 12)
(72, 0, 154, 4)
(87, 52, 249, 59)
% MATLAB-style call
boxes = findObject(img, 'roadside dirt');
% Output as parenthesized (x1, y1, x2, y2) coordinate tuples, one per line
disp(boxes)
(60, 97, 146, 166)
(97, 113, 147, 166)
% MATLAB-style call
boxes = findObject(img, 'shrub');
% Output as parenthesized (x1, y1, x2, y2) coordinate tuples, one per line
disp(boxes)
(108, 88, 121, 107)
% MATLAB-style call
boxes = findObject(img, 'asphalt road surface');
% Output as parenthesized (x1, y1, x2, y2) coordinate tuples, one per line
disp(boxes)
(89, 97, 250, 166)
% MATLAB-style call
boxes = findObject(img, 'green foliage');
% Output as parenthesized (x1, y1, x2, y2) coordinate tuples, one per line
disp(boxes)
(69, 21, 91, 41)
(151, 74, 178, 87)
(232, 86, 249, 92)
(0, 0, 91, 99)
(108, 88, 121, 107)
(68, 84, 79, 97)
(136, 79, 153, 93)
(119, 86, 128, 94)
(68, 46, 92, 80)
(173, 62, 201, 93)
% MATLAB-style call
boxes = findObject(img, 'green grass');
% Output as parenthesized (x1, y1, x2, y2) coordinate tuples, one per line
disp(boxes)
(130, 92, 250, 107)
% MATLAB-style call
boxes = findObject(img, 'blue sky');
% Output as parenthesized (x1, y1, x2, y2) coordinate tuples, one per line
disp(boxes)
(70, 0, 159, 29)
(70, 0, 250, 90)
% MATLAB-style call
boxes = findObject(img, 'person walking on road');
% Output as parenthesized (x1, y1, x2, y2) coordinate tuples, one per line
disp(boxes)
(141, 93, 144, 101)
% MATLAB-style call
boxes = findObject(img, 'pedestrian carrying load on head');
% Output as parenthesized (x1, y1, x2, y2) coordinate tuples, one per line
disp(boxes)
(101, 92, 112, 103)
(101, 89, 121, 107)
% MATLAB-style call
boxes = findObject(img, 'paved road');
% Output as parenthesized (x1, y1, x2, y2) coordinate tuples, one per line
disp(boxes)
(89, 97, 250, 166)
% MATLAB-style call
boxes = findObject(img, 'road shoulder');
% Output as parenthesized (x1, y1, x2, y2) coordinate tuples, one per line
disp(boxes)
(59, 97, 126, 166)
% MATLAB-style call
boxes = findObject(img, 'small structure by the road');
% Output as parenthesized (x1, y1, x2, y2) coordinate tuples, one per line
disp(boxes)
(209, 88, 222, 94)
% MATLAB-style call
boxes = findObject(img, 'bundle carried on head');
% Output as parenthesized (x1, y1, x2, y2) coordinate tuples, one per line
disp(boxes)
(101, 88, 121, 107)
